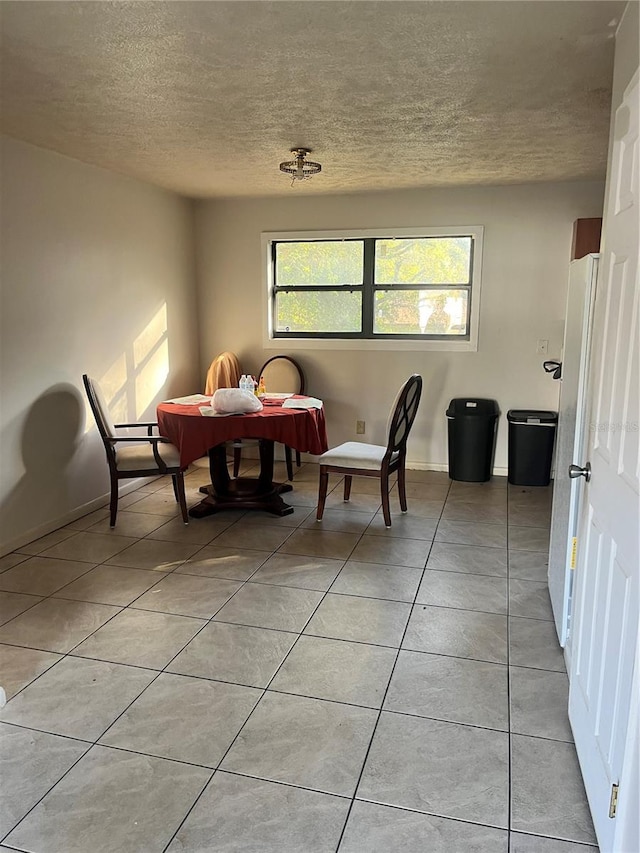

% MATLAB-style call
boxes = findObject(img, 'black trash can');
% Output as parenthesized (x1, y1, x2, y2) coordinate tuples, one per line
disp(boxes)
(446, 398, 500, 482)
(507, 410, 558, 486)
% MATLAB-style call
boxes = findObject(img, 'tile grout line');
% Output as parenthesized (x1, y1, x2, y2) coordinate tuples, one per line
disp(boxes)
(0, 518, 199, 698)
(0, 516, 290, 845)
(0, 731, 93, 847)
(0, 473, 295, 689)
(158, 518, 366, 853)
(80, 524, 320, 760)
(1, 545, 556, 708)
(2, 471, 563, 851)
(156, 471, 431, 850)
(1, 474, 494, 710)
(332, 478, 452, 852)
(505, 486, 554, 851)
(1, 498, 284, 716)
(1, 477, 277, 664)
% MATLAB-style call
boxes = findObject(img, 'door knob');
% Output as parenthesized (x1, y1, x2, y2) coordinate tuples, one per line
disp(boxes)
(569, 462, 591, 482)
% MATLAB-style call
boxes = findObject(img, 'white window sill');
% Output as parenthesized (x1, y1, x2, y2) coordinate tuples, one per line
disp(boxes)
(263, 337, 478, 352)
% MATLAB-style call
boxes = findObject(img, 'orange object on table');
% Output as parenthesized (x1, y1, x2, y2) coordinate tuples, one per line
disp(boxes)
(203, 351, 242, 395)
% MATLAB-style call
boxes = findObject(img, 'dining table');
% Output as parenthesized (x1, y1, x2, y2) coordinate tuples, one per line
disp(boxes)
(156, 395, 328, 517)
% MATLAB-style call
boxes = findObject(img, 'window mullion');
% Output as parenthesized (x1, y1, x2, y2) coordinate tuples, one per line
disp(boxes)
(362, 238, 375, 336)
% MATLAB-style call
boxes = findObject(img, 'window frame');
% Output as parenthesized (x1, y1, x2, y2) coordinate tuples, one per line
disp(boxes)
(262, 226, 484, 352)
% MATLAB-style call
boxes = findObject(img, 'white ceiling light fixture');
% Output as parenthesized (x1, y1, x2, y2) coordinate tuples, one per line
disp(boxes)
(279, 147, 322, 183)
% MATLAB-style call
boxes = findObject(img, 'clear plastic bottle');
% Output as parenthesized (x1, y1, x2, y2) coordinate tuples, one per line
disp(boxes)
(239, 374, 247, 392)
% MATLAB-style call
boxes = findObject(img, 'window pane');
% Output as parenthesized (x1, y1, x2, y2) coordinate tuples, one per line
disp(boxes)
(276, 291, 362, 333)
(276, 241, 363, 286)
(374, 289, 469, 335)
(375, 237, 471, 285)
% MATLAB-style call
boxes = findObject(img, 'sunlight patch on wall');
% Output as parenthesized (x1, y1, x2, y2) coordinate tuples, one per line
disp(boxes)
(136, 339, 169, 418)
(100, 354, 129, 423)
(85, 304, 170, 430)
(83, 354, 128, 433)
(134, 304, 167, 367)
(134, 304, 169, 418)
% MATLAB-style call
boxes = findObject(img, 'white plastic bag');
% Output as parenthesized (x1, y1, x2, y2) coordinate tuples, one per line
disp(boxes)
(211, 388, 263, 414)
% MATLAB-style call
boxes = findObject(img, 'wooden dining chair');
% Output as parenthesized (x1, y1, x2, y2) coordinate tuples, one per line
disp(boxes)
(201, 350, 245, 474)
(204, 351, 242, 395)
(316, 374, 423, 528)
(232, 355, 306, 480)
(83, 374, 189, 527)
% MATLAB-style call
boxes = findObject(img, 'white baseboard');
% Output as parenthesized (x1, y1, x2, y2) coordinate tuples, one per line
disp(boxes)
(404, 461, 508, 477)
(0, 478, 150, 557)
(218, 446, 510, 478)
(302, 455, 508, 478)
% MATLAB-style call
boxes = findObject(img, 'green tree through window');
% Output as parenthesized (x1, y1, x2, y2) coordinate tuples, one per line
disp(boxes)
(271, 233, 477, 340)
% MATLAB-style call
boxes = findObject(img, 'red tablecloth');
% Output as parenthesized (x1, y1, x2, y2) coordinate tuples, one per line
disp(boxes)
(157, 398, 328, 468)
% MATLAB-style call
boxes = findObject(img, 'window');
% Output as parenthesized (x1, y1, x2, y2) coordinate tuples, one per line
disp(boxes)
(264, 227, 483, 350)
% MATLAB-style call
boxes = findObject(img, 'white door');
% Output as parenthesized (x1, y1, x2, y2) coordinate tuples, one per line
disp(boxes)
(568, 69, 639, 853)
(548, 254, 598, 647)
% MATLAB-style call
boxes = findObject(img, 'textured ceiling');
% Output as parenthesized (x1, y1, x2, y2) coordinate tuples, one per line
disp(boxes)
(0, 1, 625, 198)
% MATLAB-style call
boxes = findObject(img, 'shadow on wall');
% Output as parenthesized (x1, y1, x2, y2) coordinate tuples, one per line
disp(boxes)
(0, 384, 84, 546)
(0, 305, 177, 552)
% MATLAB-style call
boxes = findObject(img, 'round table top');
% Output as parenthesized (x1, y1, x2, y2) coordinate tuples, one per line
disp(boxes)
(157, 397, 328, 467)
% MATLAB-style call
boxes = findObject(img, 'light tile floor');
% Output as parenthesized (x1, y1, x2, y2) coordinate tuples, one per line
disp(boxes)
(0, 462, 598, 852)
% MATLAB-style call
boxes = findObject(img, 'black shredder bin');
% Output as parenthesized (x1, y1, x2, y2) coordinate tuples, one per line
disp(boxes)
(507, 410, 558, 486)
(446, 399, 500, 482)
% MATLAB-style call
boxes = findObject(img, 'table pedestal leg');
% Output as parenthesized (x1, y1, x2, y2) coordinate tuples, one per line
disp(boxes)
(190, 440, 294, 518)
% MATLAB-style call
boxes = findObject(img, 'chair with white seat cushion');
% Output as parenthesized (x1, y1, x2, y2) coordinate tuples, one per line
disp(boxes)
(83, 374, 188, 528)
(316, 374, 422, 528)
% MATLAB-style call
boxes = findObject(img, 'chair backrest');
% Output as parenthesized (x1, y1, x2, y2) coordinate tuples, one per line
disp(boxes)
(83, 374, 116, 440)
(205, 351, 242, 395)
(83, 374, 118, 470)
(259, 355, 305, 394)
(386, 374, 423, 454)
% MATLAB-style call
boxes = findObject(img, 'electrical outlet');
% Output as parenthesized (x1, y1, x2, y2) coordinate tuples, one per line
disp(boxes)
(537, 339, 549, 354)
(356, 420, 366, 434)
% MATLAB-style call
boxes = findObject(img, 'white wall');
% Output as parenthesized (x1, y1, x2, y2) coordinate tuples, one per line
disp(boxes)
(195, 181, 604, 470)
(0, 137, 199, 553)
